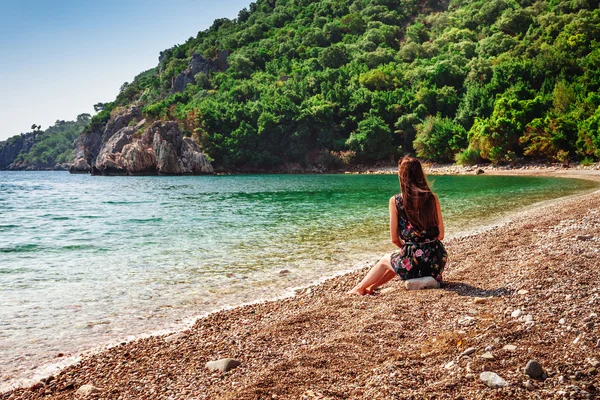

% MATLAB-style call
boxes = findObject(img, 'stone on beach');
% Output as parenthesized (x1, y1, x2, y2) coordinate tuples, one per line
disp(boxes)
(524, 360, 544, 379)
(473, 297, 487, 304)
(76, 385, 101, 397)
(479, 372, 508, 388)
(461, 347, 477, 357)
(503, 344, 517, 351)
(206, 358, 241, 373)
(511, 309, 522, 318)
(380, 287, 398, 295)
(404, 276, 440, 290)
(576, 234, 593, 241)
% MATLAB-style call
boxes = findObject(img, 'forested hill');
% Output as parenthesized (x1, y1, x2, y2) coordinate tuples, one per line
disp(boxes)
(0, 115, 90, 170)
(82, 0, 600, 171)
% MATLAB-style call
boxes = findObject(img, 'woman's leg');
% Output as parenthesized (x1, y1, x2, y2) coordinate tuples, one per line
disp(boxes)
(348, 254, 395, 295)
(365, 268, 397, 294)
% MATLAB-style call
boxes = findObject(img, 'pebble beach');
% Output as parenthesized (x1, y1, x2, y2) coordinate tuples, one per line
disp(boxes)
(2, 168, 600, 400)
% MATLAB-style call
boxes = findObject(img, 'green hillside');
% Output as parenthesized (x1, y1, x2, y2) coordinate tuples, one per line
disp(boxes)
(87, 0, 600, 169)
(0, 115, 90, 170)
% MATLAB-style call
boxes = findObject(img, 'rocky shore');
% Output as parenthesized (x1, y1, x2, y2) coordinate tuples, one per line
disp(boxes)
(2, 170, 600, 400)
(69, 107, 213, 176)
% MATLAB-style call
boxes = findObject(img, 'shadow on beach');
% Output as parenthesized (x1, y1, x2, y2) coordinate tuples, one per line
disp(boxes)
(442, 281, 514, 298)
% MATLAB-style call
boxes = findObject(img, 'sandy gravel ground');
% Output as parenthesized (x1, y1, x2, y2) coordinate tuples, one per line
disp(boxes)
(2, 170, 600, 400)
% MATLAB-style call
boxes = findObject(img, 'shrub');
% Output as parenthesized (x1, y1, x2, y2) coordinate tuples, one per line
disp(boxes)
(580, 157, 595, 166)
(455, 148, 482, 165)
(414, 115, 468, 163)
(346, 115, 393, 161)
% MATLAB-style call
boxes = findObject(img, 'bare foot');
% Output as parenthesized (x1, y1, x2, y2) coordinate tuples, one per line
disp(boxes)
(347, 287, 366, 296)
(365, 285, 377, 295)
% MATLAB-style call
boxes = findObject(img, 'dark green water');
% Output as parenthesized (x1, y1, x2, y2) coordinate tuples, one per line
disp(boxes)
(0, 172, 596, 389)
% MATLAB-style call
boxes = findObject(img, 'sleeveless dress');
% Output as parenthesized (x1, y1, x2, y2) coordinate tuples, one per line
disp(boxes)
(390, 194, 448, 282)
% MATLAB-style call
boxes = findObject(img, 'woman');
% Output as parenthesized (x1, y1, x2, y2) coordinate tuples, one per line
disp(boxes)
(349, 157, 447, 295)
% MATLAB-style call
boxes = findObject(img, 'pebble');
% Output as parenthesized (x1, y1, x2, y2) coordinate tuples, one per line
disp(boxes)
(587, 358, 599, 368)
(576, 234, 593, 241)
(473, 297, 487, 304)
(461, 347, 477, 357)
(584, 313, 597, 322)
(164, 332, 186, 343)
(278, 269, 291, 275)
(444, 361, 455, 369)
(480, 371, 508, 388)
(76, 385, 101, 397)
(503, 344, 517, 351)
(525, 360, 544, 379)
(458, 316, 475, 326)
(481, 352, 495, 360)
(523, 380, 535, 391)
(511, 309, 522, 318)
(466, 362, 474, 373)
(380, 287, 398, 295)
(404, 276, 440, 290)
(559, 318, 566, 325)
(205, 358, 241, 373)
(465, 373, 474, 380)
(517, 289, 529, 295)
(524, 314, 534, 323)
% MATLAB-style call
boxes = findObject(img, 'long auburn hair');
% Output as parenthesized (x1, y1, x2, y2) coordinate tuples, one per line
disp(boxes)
(398, 157, 438, 230)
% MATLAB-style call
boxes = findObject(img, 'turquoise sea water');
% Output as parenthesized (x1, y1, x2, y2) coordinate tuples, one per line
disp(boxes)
(0, 171, 597, 388)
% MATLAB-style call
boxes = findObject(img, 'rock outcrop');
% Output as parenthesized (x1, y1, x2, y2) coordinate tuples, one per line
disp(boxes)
(71, 107, 142, 174)
(171, 51, 229, 93)
(0, 132, 40, 169)
(94, 127, 138, 175)
(89, 119, 212, 176)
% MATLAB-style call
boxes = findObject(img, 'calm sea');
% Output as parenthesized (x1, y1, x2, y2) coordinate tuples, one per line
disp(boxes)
(0, 171, 596, 389)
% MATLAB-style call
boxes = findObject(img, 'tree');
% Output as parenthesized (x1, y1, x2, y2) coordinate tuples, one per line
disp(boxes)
(413, 115, 467, 162)
(346, 115, 393, 161)
(77, 113, 91, 123)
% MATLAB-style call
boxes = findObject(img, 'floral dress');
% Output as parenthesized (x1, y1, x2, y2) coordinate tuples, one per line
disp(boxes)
(390, 194, 448, 282)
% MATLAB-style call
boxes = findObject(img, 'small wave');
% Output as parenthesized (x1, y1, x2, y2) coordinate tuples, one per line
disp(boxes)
(126, 217, 163, 223)
(0, 224, 19, 230)
(103, 200, 153, 205)
(50, 217, 70, 221)
(0, 244, 41, 253)
(61, 244, 96, 251)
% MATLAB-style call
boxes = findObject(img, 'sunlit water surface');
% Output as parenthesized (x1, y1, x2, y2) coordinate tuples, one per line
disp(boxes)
(0, 172, 596, 389)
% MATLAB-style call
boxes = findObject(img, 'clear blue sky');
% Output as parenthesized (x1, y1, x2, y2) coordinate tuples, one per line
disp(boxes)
(0, 0, 251, 140)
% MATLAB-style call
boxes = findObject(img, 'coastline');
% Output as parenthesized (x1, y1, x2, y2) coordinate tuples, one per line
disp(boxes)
(2, 169, 600, 399)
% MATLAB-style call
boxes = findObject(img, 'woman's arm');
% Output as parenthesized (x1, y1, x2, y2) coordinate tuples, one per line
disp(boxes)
(434, 194, 445, 241)
(389, 196, 403, 247)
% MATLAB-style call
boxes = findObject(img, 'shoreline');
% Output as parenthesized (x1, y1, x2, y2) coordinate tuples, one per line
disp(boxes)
(4, 160, 600, 177)
(2, 169, 600, 399)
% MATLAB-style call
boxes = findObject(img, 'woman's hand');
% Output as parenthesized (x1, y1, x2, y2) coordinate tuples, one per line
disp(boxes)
(389, 196, 403, 247)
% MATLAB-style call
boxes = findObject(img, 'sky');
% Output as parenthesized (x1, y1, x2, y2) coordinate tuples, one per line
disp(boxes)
(0, 0, 251, 141)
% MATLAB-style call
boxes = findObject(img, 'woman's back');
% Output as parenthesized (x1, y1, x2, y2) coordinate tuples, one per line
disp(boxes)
(394, 194, 440, 243)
